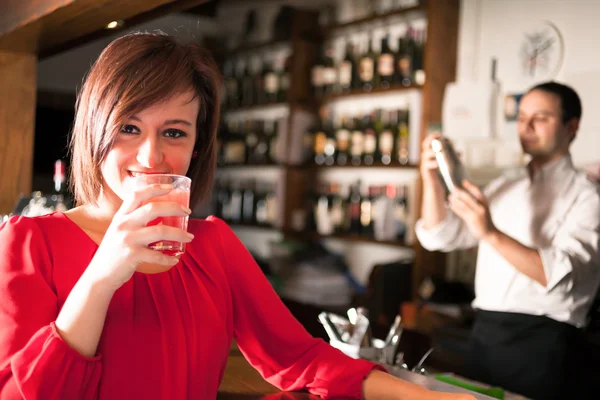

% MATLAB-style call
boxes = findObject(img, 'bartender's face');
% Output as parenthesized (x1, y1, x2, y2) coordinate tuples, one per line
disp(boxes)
(517, 90, 574, 160)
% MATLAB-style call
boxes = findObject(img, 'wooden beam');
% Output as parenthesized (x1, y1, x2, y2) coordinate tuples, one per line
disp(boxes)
(0, 0, 210, 55)
(0, 51, 37, 214)
(413, 0, 460, 294)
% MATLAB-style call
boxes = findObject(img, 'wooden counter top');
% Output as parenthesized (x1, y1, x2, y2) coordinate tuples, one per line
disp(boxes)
(217, 345, 319, 399)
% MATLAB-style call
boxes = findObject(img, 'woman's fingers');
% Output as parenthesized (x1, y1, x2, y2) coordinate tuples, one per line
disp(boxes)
(126, 201, 191, 226)
(133, 224, 194, 247)
(137, 247, 182, 266)
(118, 183, 175, 216)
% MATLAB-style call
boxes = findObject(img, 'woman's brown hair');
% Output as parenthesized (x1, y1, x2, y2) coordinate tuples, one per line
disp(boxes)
(69, 31, 221, 207)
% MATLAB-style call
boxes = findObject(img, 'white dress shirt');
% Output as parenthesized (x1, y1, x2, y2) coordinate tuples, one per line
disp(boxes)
(416, 154, 600, 327)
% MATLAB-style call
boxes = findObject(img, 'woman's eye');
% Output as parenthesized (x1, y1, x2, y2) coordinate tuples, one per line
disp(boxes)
(120, 124, 139, 134)
(164, 129, 187, 139)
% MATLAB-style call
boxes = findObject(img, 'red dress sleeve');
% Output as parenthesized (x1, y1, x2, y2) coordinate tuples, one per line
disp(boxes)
(0, 216, 102, 399)
(209, 217, 385, 399)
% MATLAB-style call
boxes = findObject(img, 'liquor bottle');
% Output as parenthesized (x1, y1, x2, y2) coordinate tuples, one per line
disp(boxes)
(241, 59, 255, 106)
(322, 44, 337, 95)
(217, 178, 231, 221)
(278, 54, 291, 103)
(413, 29, 426, 86)
(397, 28, 415, 87)
(254, 181, 269, 226)
(330, 183, 346, 233)
(229, 181, 243, 223)
(311, 44, 325, 98)
(359, 184, 373, 236)
(397, 107, 410, 164)
(394, 185, 409, 241)
(53, 159, 72, 210)
(350, 117, 365, 166)
(348, 180, 362, 234)
(263, 60, 279, 104)
(269, 119, 280, 164)
(254, 120, 269, 164)
(378, 110, 395, 165)
(245, 120, 259, 164)
(255, 58, 266, 105)
(378, 34, 395, 89)
(313, 119, 327, 165)
(362, 113, 377, 166)
(242, 179, 256, 224)
(223, 59, 236, 109)
(335, 116, 350, 166)
(323, 117, 336, 166)
(315, 183, 333, 235)
(265, 182, 278, 227)
(358, 34, 376, 92)
(338, 40, 355, 93)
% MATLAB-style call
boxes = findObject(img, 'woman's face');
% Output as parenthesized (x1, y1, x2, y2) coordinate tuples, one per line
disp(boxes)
(99, 91, 199, 210)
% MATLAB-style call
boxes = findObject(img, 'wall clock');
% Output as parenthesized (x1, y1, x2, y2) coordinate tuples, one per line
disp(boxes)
(519, 20, 564, 81)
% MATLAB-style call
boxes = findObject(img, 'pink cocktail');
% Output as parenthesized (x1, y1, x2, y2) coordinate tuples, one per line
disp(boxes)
(130, 174, 192, 257)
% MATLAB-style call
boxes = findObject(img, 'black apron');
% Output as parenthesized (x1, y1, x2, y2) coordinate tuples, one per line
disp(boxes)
(465, 310, 593, 400)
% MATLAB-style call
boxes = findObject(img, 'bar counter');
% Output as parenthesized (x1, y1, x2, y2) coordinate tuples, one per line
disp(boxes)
(217, 343, 506, 399)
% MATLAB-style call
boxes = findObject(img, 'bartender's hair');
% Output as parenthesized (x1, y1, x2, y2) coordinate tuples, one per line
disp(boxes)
(528, 81, 582, 124)
(69, 31, 221, 207)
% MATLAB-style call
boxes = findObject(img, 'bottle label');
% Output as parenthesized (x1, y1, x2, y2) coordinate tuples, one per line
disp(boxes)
(225, 142, 246, 163)
(350, 130, 364, 156)
(398, 56, 412, 77)
(314, 131, 327, 154)
(359, 58, 374, 82)
(336, 128, 350, 151)
(378, 54, 394, 76)
(379, 130, 394, 153)
(338, 61, 352, 86)
(323, 67, 337, 85)
(265, 73, 279, 94)
(364, 131, 376, 153)
(311, 66, 324, 87)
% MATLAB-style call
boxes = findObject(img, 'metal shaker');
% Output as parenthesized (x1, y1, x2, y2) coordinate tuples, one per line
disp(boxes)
(430, 136, 465, 195)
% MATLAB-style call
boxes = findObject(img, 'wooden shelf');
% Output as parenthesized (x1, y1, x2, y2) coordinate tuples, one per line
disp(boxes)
(296, 161, 419, 170)
(226, 39, 290, 55)
(325, 4, 425, 33)
(286, 230, 410, 247)
(319, 84, 422, 103)
(223, 102, 288, 114)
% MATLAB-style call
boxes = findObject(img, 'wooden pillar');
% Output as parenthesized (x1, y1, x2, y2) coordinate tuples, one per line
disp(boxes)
(0, 50, 36, 214)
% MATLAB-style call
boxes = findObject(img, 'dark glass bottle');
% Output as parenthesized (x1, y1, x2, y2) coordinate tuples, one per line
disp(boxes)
(379, 110, 395, 165)
(362, 113, 377, 166)
(359, 34, 376, 92)
(350, 117, 364, 166)
(335, 116, 350, 166)
(263, 60, 279, 104)
(338, 41, 355, 93)
(348, 180, 362, 234)
(397, 108, 410, 165)
(378, 34, 395, 89)
(241, 59, 255, 106)
(242, 179, 256, 224)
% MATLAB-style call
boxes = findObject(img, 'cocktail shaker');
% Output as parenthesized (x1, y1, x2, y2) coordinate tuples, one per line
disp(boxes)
(430, 136, 465, 195)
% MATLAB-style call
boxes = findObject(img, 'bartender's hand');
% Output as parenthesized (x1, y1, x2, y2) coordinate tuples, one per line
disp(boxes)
(420, 132, 443, 184)
(448, 180, 497, 240)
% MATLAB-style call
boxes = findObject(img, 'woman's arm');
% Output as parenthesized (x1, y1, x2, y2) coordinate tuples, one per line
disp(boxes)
(363, 370, 476, 400)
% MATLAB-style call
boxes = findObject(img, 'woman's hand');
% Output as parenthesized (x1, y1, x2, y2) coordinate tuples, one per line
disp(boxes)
(86, 183, 193, 292)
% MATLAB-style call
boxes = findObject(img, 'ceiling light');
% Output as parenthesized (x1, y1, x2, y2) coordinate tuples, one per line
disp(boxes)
(106, 20, 124, 29)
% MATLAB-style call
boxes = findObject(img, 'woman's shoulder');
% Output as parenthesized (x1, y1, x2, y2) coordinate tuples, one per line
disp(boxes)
(187, 215, 231, 238)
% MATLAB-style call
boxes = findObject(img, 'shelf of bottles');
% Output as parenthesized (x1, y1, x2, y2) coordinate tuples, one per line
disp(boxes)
(221, 47, 291, 113)
(292, 180, 410, 247)
(299, 106, 418, 169)
(311, 13, 426, 103)
(217, 117, 282, 168)
(210, 178, 279, 230)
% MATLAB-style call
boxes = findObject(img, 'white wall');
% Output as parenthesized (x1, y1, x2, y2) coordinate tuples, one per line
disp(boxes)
(456, 0, 600, 168)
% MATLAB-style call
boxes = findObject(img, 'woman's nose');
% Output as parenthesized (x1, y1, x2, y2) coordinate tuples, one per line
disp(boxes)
(136, 138, 163, 168)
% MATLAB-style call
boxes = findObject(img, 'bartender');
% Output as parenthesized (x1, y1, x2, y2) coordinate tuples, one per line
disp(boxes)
(415, 81, 600, 399)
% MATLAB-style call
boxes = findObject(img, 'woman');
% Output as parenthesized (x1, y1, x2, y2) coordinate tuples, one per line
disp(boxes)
(0, 32, 474, 399)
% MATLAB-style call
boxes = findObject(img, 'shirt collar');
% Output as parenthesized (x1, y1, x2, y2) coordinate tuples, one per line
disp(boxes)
(527, 154, 574, 184)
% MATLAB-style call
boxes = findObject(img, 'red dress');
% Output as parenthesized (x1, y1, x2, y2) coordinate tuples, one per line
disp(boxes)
(0, 213, 382, 399)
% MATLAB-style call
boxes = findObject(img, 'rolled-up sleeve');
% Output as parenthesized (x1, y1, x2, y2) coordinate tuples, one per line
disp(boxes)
(538, 187, 600, 292)
(415, 209, 478, 252)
